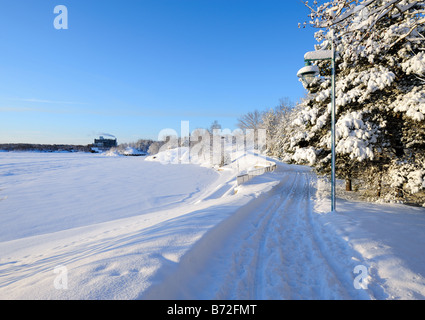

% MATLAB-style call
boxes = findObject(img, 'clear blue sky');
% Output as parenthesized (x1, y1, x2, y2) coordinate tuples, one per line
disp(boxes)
(0, 0, 317, 145)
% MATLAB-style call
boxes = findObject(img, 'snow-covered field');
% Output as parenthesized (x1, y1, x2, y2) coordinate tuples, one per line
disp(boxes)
(0, 151, 424, 300)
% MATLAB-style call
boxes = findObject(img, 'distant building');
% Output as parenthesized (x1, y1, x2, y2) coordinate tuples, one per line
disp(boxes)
(93, 136, 117, 150)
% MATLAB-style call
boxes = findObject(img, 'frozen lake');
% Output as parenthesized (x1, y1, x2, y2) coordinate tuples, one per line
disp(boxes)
(0, 152, 219, 242)
(1, 150, 424, 300)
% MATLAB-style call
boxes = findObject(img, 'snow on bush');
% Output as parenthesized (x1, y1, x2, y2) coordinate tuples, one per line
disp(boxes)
(390, 87, 425, 122)
(388, 160, 425, 195)
(334, 111, 376, 161)
(402, 51, 425, 76)
(104, 147, 144, 156)
(292, 147, 317, 165)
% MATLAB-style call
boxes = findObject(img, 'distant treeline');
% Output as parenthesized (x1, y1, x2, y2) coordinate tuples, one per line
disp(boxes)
(0, 139, 161, 154)
(0, 143, 93, 153)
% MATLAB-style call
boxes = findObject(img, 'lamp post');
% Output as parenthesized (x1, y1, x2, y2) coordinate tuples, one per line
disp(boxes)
(297, 42, 336, 212)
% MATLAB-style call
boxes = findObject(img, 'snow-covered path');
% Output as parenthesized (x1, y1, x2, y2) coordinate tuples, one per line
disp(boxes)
(1, 152, 424, 299)
(142, 166, 372, 300)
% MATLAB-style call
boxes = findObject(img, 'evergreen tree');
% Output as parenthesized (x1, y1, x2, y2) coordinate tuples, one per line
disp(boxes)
(291, 0, 425, 201)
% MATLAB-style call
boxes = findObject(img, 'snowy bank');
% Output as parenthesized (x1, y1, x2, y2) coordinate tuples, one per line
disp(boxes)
(0, 151, 279, 299)
(1, 151, 424, 300)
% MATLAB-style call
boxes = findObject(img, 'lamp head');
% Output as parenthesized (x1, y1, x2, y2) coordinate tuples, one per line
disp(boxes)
(297, 61, 320, 86)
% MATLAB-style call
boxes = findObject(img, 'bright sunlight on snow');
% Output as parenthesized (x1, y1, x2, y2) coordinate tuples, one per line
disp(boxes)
(0, 150, 424, 300)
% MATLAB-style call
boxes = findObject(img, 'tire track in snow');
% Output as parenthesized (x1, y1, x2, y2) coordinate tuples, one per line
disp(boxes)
(245, 171, 320, 299)
(214, 170, 334, 299)
(220, 171, 299, 299)
(252, 171, 371, 299)
(257, 171, 360, 299)
(251, 172, 300, 299)
(275, 172, 347, 299)
(141, 167, 372, 300)
(261, 172, 315, 299)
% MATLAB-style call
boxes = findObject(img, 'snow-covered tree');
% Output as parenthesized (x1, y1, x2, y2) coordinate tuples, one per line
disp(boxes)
(261, 99, 295, 159)
(147, 141, 164, 155)
(237, 110, 264, 131)
(293, 0, 425, 200)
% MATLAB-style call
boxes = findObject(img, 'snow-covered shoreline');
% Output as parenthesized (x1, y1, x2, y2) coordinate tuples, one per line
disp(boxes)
(1, 151, 424, 300)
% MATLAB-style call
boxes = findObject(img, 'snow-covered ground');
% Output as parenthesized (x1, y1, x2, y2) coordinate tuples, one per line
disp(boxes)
(0, 150, 424, 300)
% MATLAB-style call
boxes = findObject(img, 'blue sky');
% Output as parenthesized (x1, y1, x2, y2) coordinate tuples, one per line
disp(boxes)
(0, 0, 317, 145)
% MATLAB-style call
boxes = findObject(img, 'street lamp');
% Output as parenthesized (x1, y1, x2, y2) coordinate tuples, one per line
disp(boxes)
(297, 63, 320, 86)
(297, 42, 336, 212)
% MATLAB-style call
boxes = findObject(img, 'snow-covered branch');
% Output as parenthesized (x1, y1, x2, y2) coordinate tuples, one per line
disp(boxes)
(292, 0, 425, 201)
(389, 17, 425, 49)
